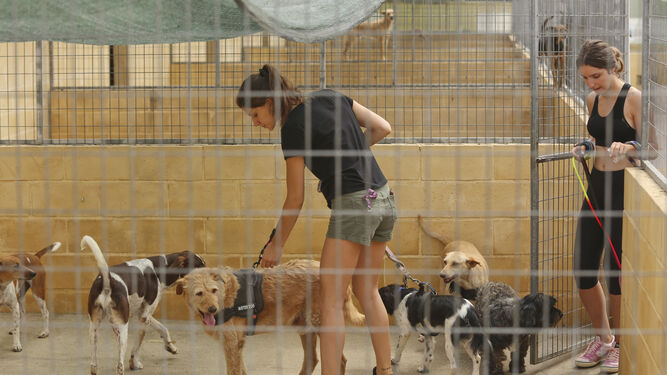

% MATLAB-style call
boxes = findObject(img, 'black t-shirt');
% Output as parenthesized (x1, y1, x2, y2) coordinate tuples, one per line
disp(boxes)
(281, 89, 387, 207)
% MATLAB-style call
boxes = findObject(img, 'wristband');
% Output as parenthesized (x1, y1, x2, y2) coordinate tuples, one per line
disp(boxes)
(625, 141, 641, 166)
(575, 140, 594, 152)
(625, 140, 641, 152)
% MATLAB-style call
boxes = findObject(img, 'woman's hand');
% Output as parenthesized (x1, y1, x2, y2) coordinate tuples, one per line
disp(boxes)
(571, 145, 587, 161)
(608, 141, 634, 163)
(260, 240, 282, 268)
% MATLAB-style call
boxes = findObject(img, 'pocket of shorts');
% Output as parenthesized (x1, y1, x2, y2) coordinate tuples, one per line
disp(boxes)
(389, 194, 398, 222)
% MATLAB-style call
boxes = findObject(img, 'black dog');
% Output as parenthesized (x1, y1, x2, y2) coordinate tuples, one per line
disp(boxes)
(475, 282, 563, 375)
(379, 284, 489, 374)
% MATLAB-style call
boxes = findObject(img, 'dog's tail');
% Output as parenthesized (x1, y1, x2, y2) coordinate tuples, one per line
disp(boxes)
(417, 215, 452, 246)
(81, 235, 111, 295)
(34, 242, 61, 258)
(343, 287, 366, 326)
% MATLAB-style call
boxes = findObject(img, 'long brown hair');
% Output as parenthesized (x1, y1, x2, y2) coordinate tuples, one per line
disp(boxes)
(576, 40, 625, 77)
(236, 64, 304, 126)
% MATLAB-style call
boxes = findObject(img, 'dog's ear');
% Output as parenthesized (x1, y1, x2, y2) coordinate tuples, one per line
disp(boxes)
(210, 269, 226, 283)
(174, 277, 187, 295)
(520, 302, 537, 327)
(170, 255, 187, 269)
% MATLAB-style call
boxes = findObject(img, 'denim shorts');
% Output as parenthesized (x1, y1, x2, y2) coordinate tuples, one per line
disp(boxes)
(326, 184, 397, 246)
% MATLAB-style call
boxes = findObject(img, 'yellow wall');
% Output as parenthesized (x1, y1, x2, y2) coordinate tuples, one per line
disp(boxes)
(0, 144, 532, 319)
(620, 168, 667, 374)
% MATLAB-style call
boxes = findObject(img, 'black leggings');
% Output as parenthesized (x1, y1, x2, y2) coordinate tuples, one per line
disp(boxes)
(574, 168, 624, 295)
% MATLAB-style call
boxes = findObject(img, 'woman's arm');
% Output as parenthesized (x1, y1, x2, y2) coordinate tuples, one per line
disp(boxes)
(572, 92, 597, 159)
(626, 88, 659, 160)
(352, 100, 392, 146)
(260, 156, 305, 268)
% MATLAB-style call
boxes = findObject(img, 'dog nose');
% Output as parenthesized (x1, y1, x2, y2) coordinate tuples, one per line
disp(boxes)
(208, 306, 217, 314)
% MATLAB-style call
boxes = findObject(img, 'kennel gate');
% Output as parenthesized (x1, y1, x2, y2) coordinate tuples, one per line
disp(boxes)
(521, 0, 631, 365)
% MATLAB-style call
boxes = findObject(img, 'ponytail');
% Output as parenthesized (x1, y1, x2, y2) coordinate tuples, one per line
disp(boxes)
(610, 46, 625, 76)
(576, 40, 625, 77)
(236, 64, 304, 126)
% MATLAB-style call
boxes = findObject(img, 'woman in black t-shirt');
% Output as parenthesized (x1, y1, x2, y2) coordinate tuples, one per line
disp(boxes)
(237, 64, 396, 375)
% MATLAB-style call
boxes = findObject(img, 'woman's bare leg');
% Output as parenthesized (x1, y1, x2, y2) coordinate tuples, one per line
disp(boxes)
(320, 238, 362, 375)
(351, 241, 393, 375)
(579, 282, 613, 344)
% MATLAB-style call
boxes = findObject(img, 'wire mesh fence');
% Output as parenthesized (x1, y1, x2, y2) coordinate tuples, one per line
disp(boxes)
(0, 0, 664, 374)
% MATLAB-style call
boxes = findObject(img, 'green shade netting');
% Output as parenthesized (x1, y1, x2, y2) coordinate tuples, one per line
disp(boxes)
(0, 0, 384, 45)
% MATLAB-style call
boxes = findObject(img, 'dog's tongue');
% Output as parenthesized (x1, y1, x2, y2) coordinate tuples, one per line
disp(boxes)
(203, 313, 216, 326)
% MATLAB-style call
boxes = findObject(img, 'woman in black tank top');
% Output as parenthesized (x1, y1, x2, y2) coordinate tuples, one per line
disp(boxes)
(570, 40, 646, 372)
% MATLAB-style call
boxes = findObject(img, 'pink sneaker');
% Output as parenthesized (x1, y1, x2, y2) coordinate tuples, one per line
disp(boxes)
(575, 336, 615, 368)
(600, 346, 619, 373)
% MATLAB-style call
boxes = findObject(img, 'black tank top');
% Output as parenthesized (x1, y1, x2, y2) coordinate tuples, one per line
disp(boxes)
(587, 83, 636, 147)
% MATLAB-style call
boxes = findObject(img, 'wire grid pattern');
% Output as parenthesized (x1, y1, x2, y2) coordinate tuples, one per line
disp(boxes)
(0, 1, 661, 374)
(0, 1, 537, 145)
(643, 0, 667, 189)
(513, 0, 635, 365)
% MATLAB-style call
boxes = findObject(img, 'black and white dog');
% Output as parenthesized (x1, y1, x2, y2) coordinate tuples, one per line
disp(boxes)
(379, 284, 489, 374)
(475, 282, 563, 375)
(82, 235, 206, 375)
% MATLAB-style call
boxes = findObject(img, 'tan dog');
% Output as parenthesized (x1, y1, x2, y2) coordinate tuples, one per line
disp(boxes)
(418, 216, 488, 298)
(174, 259, 365, 375)
(343, 8, 395, 60)
(539, 16, 568, 88)
(0, 242, 60, 351)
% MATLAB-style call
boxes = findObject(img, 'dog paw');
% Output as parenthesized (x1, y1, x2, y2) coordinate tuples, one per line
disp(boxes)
(90, 364, 98, 375)
(116, 362, 125, 375)
(129, 356, 143, 370)
(417, 334, 425, 343)
(509, 360, 526, 373)
(391, 358, 400, 365)
(38, 330, 49, 338)
(416, 365, 429, 373)
(165, 342, 178, 354)
(12, 344, 22, 352)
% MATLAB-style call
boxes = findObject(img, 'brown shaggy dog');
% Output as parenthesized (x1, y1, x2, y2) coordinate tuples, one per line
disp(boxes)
(539, 16, 568, 88)
(174, 259, 365, 375)
(418, 215, 489, 299)
(343, 9, 395, 60)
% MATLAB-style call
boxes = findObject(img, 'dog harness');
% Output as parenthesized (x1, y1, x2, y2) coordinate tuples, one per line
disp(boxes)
(216, 269, 265, 336)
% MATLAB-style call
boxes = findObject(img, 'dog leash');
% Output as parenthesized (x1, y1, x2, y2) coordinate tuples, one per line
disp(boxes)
(571, 157, 622, 285)
(384, 246, 437, 295)
(252, 228, 277, 269)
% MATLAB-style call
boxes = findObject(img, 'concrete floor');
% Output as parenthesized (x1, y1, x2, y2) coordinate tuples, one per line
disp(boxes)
(1, 313, 601, 375)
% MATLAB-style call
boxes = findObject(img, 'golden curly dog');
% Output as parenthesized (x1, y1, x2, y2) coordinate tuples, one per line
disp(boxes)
(418, 215, 489, 299)
(174, 259, 365, 375)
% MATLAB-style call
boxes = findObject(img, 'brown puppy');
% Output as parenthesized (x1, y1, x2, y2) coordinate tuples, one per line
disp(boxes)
(539, 17, 568, 88)
(1, 242, 60, 350)
(174, 259, 365, 375)
(343, 9, 395, 60)
(418, 215, 489, 299)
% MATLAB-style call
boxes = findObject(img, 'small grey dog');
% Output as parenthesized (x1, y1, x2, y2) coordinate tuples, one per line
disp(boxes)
(475, 282, 563, 375)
